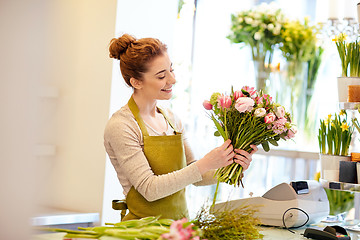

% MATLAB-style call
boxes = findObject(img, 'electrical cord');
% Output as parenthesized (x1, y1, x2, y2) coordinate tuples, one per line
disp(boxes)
(282, 207, 310, 234)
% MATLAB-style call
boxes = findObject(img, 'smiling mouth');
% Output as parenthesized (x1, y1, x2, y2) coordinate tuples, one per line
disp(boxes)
(161, 88, 172, 92)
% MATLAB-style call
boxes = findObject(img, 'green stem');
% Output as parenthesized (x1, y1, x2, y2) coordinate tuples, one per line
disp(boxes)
(212, 180, 220, 209)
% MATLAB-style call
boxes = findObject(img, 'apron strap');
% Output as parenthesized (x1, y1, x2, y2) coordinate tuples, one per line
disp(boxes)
(128, 96, 149, 136)
(157, 107, 179, 134)
(128, 96, 180, 136)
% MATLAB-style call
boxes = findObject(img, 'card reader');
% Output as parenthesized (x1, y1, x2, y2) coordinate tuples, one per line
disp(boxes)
(304, 225, 350, 240)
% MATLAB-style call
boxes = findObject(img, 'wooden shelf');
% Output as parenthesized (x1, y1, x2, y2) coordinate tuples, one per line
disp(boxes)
(339, 102, 360, 110)
(320, 178, 360, 192)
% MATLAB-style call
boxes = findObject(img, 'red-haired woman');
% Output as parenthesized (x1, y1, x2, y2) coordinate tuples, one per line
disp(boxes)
(104, 34, 257, 220)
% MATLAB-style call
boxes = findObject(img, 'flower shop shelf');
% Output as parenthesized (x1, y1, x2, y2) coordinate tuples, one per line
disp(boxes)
(339, 102, 360, 110)
(320, 178, 360, 192)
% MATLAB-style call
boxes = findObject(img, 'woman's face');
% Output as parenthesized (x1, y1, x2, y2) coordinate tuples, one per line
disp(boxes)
(136, 52, 176, 100)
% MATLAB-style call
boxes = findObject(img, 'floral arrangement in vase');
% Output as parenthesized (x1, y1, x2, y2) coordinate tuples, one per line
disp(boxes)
(318, 110, 354, 156)
(227, 2, 285, 92)
(333, 33, 360, 102)
(203, 86, 296, 189)
(279, 17, 321, 129)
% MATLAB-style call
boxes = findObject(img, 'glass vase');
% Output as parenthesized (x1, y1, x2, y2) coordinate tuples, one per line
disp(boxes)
(253, 57, 270, 93)
(282, 59, 308, 130)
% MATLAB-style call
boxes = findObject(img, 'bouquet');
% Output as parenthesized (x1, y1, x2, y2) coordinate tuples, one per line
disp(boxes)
(203, 86, 296, 188)
(333, 33, 360, 77)
(318, 110, 354, 156)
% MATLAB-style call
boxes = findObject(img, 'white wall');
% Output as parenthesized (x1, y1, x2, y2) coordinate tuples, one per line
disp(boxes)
(102, 0, 178, 224)
(37, 0, 117, 216)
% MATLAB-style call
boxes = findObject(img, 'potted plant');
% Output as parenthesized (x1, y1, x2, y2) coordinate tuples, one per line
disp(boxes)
(333, 33, 360, 102)
(318, 110, 354, 181)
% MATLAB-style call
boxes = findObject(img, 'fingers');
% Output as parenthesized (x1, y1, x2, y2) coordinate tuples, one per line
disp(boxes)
(250, 144, 258, 154)
(220, 139, 232, 150)
(233, 148, 253, 171)
(234, 156, 250, 170)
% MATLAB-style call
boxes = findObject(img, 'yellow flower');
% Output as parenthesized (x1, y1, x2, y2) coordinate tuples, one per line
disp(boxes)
(339, 109, 346, 116)
(314, 171, 320, 182)
(341, 122, 349, 132)
(331, 122, 335, 127)
(327, 114, 332, 120)
(324, 119, 329, 125)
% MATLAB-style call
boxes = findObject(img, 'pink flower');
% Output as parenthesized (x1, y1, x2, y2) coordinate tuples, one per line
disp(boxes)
(217, 94, 232, 109)
(272, 118, 287, 134)
(275, 117, 287, 126)
(275, 106, 285, 118)
(242, 86, 257, 96)
(284, 127, 297, 139)
(235, 97, 254, 113)
(161, 218, 199, 240)
(233, 90, 244, 101)
(256, 94, 272, 105)
(264, 112, 276, 123)
(202, 100, 213, 110)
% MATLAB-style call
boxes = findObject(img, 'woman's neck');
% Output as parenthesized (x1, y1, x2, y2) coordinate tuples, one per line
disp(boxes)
(132, 92, 157, 117)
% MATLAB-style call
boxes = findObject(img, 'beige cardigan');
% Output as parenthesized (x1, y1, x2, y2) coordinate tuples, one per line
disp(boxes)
(104, 104, 217, 202)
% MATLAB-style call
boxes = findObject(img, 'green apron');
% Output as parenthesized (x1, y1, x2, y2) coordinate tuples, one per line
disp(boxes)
(122, 96, 189, 221)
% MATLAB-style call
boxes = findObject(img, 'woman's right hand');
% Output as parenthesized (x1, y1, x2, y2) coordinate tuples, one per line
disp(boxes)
(195, 139, 235, 175)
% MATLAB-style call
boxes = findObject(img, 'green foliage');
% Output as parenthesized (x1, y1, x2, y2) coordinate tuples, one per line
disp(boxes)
(37, 216, 173, 240)
(192, 205, 263, 240)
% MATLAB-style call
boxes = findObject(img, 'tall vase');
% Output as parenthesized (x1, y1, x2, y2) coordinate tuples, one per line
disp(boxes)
(283, 59, 308, 130)
(251, 44, 273, 93)
(253, 57, 270, 93)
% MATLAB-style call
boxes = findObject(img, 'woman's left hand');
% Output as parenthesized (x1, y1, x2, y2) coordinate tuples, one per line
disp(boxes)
(233, 144, 258, 171)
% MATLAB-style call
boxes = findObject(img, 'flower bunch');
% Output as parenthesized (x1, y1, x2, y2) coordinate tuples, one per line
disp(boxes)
(280, 17, 320, 63)
(318, 110, 354, 156)
(203, 86, 296, 187)
(160, 218, 204, 240)
(333, 33, 360, 77)
(228, 2, 284, 50)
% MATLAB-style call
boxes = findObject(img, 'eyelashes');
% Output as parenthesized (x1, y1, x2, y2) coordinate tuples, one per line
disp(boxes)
(158, 69, 175, 79)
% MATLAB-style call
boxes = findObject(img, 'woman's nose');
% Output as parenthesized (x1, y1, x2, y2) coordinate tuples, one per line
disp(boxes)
(168, 71, 176, 84)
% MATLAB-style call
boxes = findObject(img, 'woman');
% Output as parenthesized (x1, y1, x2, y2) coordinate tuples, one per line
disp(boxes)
(104, 34, 258, 221)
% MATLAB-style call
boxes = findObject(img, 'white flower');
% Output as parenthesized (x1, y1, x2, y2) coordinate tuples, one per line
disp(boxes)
(253, 12, 261, 19)
(275, 106, 285, 118)
(267, 23, 274, 30)
(273, 26, 281, 35)
(245, 17, 253, 24)
(252, 20, 260, 27)
(261, 23, 267, 29)
(254, 108, 266, 117)
(254, 32, 262, 40)
(238, 17, 243, 22)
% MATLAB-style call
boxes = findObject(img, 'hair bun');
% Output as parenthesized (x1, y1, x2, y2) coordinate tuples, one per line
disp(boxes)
(109, 34, 136, 60)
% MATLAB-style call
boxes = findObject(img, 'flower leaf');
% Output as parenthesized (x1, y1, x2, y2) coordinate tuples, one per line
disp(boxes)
(261, 141, 270, 152)
(268, 139, 279, 146)
(211, 114, 227, 141)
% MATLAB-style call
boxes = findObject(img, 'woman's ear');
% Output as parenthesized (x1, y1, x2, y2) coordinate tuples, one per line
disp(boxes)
(130, 77, 143, 90)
